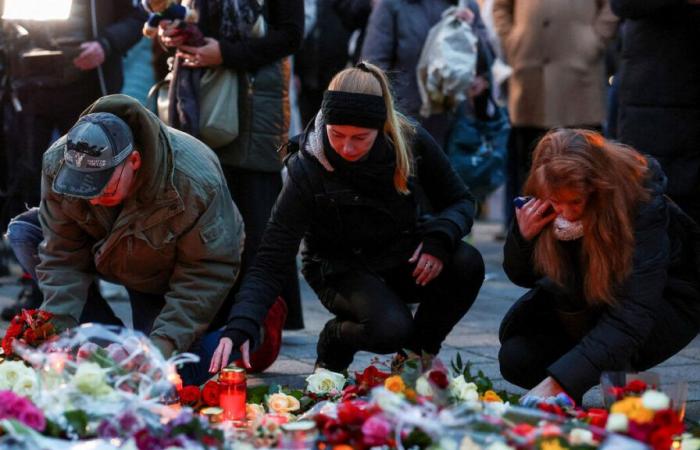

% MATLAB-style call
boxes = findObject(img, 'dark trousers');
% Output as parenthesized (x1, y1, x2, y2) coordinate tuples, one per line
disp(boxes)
(505, 126, 547, 227)
(314, 241, 485, 371)
(499, 292, 699, 401)
(1, 79, 101, 231)
(221, 166, 304, 330)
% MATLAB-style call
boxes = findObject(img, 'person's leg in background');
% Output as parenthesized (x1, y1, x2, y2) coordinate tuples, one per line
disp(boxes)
(2, 207, 44, 319)
(505, 127, 547, 227)
(4, 207, 123, 326)
(222, 166, 304, 330)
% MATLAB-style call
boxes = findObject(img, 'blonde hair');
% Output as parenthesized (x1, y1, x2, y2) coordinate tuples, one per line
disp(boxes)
(327, 61, 416, 194)
(524, 129, 650, 305)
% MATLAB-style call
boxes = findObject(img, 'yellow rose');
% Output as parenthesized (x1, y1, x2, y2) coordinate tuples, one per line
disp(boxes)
(267, 393, 301, 414)
(611, 397, 654, 424)
(384, 375, 406, 393)
(540, 439, 565, 450)
(481, 390, 503, 403)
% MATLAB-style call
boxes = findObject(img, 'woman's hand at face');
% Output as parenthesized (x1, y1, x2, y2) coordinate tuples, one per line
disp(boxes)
(209, 337, 251, 373)
(515, 198, 556, 241)
(409, 242, 444, 286)
(178, 38, 223, 67)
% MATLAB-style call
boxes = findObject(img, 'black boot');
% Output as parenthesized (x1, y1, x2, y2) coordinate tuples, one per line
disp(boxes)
(1, 277, 43, 321)
(315, 318, 355, 372)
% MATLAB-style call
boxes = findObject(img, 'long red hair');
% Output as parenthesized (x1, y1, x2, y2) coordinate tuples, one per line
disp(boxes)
(524, 129, 650, 305)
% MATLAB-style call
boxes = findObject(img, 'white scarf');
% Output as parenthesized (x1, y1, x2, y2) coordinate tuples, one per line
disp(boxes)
(553, 216, 584, 241)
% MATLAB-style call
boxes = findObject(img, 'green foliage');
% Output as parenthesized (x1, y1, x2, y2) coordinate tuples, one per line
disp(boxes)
(246, 385, 271, 405)
(402, 427, 433, 449)
(63, 410, 89, 437)
(450, 353, 521, 404)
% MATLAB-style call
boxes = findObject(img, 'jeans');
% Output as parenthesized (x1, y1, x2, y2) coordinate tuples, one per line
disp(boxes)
(7, 207, 226, 386)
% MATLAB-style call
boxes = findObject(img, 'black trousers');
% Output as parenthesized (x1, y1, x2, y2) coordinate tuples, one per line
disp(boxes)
(1, 78, 102, 231)
(499, 293, 699, 401)
(314, 241, 485, 371)
(220, 166, 304, 330)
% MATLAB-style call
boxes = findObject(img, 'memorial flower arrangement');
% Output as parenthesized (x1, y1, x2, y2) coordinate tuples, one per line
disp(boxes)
(0, 316, 698, 449)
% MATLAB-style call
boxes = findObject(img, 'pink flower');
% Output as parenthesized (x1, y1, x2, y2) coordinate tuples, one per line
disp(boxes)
(361, 414, 392, 447)
(18, 407, 46, 431)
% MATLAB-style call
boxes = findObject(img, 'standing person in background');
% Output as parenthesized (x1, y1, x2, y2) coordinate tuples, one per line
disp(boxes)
(493, 0, 618, 227)
(1, 0, 146, 320)
(361, 0, 492, 148)
(332, 0, 372, 64)
(611, 0, 700, 224)
(158, 0, 306, 333)
(295, 0, 353, 125)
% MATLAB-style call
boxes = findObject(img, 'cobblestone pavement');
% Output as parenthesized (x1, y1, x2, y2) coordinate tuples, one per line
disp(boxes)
(1, 222, 698, 418)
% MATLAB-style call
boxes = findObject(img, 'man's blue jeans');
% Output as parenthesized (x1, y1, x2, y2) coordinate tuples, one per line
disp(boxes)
(7, 207, 229, 386)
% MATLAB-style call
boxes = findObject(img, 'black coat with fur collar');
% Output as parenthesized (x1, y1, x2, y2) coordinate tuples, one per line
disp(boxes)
(224, 124, 476, 347)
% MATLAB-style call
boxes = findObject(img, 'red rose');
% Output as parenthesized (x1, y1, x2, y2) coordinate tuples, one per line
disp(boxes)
(201, 381, 220, 407)
(511, 423, 535, 438)
(355, 365, 391, 389)
(322, 419, 351, 444)
(586, 408, 609, 428)
(427, 370, 449, 389)
(648, 428, 674, 450)
(624, 379, 648, 394)
(652, 409, 684, 435)
(337, 401, 368, 426)
(627, 420, 654, 442)
(608, 386, 625, 400)
(342, 384, 363, 401)
(178, 385, 201, 406)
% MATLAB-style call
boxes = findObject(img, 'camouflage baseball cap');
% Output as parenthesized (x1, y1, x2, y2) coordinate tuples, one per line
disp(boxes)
(53, 112, 134, 198)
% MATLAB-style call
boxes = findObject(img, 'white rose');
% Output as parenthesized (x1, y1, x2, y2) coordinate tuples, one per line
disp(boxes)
(606, 413, 629, 433)
(13, 372, 39, 398)
(681, 436, 700, 450)
(641, 390, 670, 411)
(569, 428, 595, 446)
(72, 362, 112, 396)
(246, 403, 266, 422)
(416, 376, 433, 397)
(0, 361, 29, 390)
(267, 393, 301, 414)
(305, 368, 346, 395)
(486, 441, 514, 450)
(450, 376, 479, 402)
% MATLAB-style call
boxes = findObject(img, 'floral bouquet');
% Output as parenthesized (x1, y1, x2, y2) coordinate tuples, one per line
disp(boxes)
(601, 376, 686, 450)
(1, 309, 58, 359)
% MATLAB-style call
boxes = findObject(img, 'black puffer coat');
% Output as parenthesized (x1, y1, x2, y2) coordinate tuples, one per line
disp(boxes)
(501, 159, 700, 399)
(225, 121, 476, 347)
(612, 0, 700, 216)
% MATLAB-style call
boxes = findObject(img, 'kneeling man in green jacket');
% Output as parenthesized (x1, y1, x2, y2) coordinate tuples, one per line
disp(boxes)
(33, 94, 244, 385)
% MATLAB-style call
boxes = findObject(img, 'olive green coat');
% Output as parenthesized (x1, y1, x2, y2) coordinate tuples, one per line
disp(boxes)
(38, 94, 244, 357)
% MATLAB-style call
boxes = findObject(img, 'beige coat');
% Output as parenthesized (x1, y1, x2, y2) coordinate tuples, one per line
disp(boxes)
(493, 0, 618, 128)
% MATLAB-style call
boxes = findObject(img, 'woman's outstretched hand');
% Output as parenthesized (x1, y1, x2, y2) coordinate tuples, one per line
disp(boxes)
(209, 337, 251, 373)
(525, 376, 565, 398)
(515, 198, 556, 241)
(409, 242, 444, 286)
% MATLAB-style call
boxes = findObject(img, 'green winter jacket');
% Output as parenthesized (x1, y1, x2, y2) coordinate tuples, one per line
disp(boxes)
(37, 94, 244, 357)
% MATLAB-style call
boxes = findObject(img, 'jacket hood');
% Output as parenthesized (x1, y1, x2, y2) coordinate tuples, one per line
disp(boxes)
(302, 113, 335, 172)
(80, 94, 171, 204)
(645, 156, 668, 198)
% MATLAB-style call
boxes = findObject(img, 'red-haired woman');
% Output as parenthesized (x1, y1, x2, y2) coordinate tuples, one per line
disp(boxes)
(499, 129, 700, 403)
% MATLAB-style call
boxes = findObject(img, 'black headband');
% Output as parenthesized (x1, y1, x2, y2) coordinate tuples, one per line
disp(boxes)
(321, 91, 387, 130)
